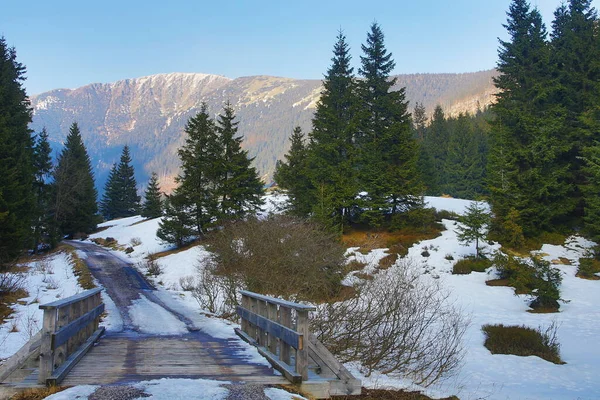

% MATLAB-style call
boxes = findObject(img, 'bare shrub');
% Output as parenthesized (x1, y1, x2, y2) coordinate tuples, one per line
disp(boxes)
(143, 257, 162, 277)
(191, 264, 242, 320)
(206, 215, 346, 302)
(179, 275, 196, 291)
(311, 260, 468, 386)
(130, 237, 142, 247)
(0, 272, 26, 295)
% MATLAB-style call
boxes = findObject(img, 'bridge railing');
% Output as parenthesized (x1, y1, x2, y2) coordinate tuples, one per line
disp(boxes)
(236, 290, 316, 382)
(38, 287, 105, 385)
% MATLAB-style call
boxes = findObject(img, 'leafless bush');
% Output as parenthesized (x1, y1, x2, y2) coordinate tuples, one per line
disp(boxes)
(206, 215, 346, 302)
(191, 263, 243, 320)
(142, 257, 162, 277)
(130, 237, 142, 247)
(0, 272, 26, 295)
(179, 275, 196, 291)
(311, 260, 468, 386)
(35, 259, 54, 275)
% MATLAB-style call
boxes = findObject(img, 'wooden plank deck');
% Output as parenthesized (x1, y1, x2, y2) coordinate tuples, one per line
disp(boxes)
(60, 333, 288, 386)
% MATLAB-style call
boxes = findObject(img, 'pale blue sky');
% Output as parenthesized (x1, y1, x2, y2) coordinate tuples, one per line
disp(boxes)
(1, 0, 597, 95)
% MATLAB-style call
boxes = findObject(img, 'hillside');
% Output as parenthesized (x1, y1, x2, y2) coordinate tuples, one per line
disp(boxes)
(30, 70, 498, 191)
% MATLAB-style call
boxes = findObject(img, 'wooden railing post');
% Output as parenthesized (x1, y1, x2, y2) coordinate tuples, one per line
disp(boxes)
(38, 307, 57, 384)
(279, 306, 291, 365)
(296, 310, 309, 381)
(267, 302, 278, 355)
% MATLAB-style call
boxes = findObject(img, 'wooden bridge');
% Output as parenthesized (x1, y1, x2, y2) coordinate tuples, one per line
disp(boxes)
(0, 288, 360, 399)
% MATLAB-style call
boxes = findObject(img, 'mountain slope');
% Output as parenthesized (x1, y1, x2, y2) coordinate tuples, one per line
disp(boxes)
(30, 70, 497, 191)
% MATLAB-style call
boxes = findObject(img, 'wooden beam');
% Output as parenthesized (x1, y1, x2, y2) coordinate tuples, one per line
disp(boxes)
(39, 288, 102, 310)
(47, 327, 105, 386)
(234, 328, 302, 384)
(0, 330, 42, 382)
(239, 290, 316, 311)
(52, 304, 105, 348)
(236, 306, 301, 349)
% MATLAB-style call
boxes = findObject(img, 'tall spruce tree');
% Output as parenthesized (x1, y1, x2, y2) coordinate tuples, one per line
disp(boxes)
(489, 0, 570, 237)
(52, 122, 99, 237)
(308, 30, 360, 231)
(357, 23, 422, 226)
(100, 164, 119, 220)
(159, 103, 220, 240)
(422, 105, 449, 195)
(0, 37, 35, 267)
(550, 0, 600, 231)
(274, 127, 313, 217)
(216, 102, 264, 219)
(141, 172, 163, 219)
(100, 146, 140, 220)
(32, 128, 53, 252)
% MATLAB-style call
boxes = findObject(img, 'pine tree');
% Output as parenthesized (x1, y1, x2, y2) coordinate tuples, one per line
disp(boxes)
(52, 122, 99, 238)
(422, 105, 448, 195)
(100, 164, 119, 220)
(0, 37, 35, 267)
(489, 1, 571, 237)
(141, 172, 163, 219)
(274, 127, 313, 217)
(32, 128, 53, 252)
(456, 201, 491, 258)
(308, 30, 360, 231)
(216, 101, 264, 219)
(157, 192, 194, 247)
(550, 0, 600, 229)
(412, 102, 427, 140)
(99, 146, 140, 220)
(357, 23, 422, 226)
(170, 103, 220, 238)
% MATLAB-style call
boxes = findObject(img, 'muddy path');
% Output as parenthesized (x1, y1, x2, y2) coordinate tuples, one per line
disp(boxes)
(66, 240, 198, 334)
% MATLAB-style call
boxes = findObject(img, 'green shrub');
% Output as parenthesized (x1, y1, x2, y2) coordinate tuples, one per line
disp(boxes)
(493, 253, 562, 310)
(390, 207, 437, 231)
(452, 257, 492, 274)
(577, 257, 600, 279)
(482, 323, 564, 364)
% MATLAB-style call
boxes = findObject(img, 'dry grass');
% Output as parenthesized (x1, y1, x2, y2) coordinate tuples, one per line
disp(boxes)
(342, 226, 442, 257)
(0, 288, 28, 325)
(344, 260, 367, 274)
(62, 245, 96, 290)
(378, 253, 399, 270)
(332, 388, 459, 399)
(151, 240, 200, 259)
(354, 272, 375, 281)
(10, 386, 68, 400)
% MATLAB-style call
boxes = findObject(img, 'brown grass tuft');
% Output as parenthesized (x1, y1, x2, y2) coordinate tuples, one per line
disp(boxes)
(342, 226, 442, 257)
(378, 253, 399, 270)
(150, 240, 200, 259)
(62, 245, 96, 290)
(10, 386, 68, 400)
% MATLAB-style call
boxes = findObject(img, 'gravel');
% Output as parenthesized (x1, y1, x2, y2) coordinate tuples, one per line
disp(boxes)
(88, 385, 150, 400)
(223, 383, 269, 400)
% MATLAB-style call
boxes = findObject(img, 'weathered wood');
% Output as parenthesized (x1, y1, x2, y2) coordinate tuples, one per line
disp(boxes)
(47, 327, 105, 386)
(39, 288, 102, 310)
(240, 290, 316, 311)
(267, 302, 278, 355)
(296, 310, 309, 381)
(235, 328, 302, 384)
(0, 330, 42, 382)
(280, 306, 292, 365)
(38, 308, 57, 384)
(236, 306, 301, 349)
(52, 304, 105, 348)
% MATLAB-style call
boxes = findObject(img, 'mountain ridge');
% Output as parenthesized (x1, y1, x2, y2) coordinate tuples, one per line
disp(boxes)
(30, 70, 498, 192)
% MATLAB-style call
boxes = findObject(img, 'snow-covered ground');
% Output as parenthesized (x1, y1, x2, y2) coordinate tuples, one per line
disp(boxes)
(0, 251, 85, 360)
(2, 195, 599, 399)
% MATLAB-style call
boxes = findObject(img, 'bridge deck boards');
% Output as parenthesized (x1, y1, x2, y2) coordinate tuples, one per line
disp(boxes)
(61, 335, 288, 386)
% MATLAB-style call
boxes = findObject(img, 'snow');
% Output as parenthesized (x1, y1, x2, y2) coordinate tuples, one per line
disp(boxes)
(0, 251, 84, 360)
(4, 195, 600, 399)
(45, 379, 307, 399)
(128, 294, 188, 335)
